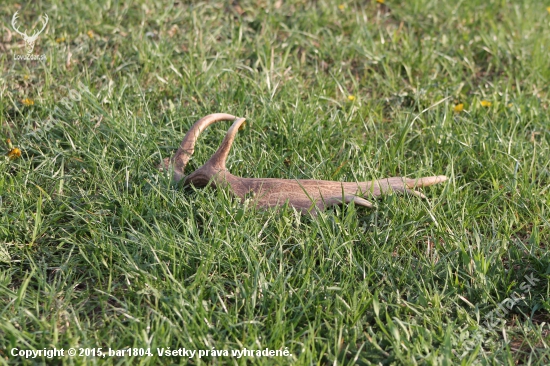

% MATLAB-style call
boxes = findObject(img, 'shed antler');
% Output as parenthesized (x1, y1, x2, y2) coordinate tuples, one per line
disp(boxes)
(164, 113, 447, 215)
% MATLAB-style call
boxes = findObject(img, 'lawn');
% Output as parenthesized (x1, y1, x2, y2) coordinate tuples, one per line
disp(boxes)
(1, 0, 549, 364)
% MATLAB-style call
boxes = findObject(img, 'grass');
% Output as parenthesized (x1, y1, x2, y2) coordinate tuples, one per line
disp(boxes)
(1, 0, 549, 364)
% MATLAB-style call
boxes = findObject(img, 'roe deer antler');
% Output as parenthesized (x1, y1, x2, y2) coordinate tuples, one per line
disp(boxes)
(164, 113, 447, 215)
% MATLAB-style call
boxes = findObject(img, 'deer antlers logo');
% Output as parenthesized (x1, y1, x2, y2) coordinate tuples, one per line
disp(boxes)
(11, 11, 49, 55)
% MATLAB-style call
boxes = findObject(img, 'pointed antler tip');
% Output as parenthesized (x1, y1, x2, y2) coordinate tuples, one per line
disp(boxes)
(408, 175, 448, 187)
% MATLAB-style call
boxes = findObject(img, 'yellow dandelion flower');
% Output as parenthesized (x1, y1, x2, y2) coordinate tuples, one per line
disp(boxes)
(23, 75, 29, 80)
(87, 30, 94, 38)
(22, 98, 34, 106)
(338, 4, 345, 10)
(480, 100, 492, 107)
(348, 95, 356, 101)
(6, 140, 21, 160)
(7, 147, 21, 160)
(547, 6, 550, 13)
(453, 103, 464, 113)
(377, 0, 385, 3)
(56, 36, 66, 43)
(508, 103, 513, 108)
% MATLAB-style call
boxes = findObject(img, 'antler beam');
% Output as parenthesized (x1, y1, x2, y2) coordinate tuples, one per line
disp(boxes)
(164, 114, 447, 215)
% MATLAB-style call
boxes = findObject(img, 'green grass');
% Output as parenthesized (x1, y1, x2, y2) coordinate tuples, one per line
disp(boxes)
(1, 0, 549, 364)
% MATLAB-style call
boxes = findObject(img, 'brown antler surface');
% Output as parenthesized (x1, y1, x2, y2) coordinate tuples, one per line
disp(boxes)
(165, 114, 447, 215)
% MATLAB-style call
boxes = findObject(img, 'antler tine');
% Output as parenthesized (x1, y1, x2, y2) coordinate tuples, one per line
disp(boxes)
(170, 113, 236, 183)
(204, 117, 246, 170)
(405, 175, 448, 188)
(11, 11, 27, 37)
